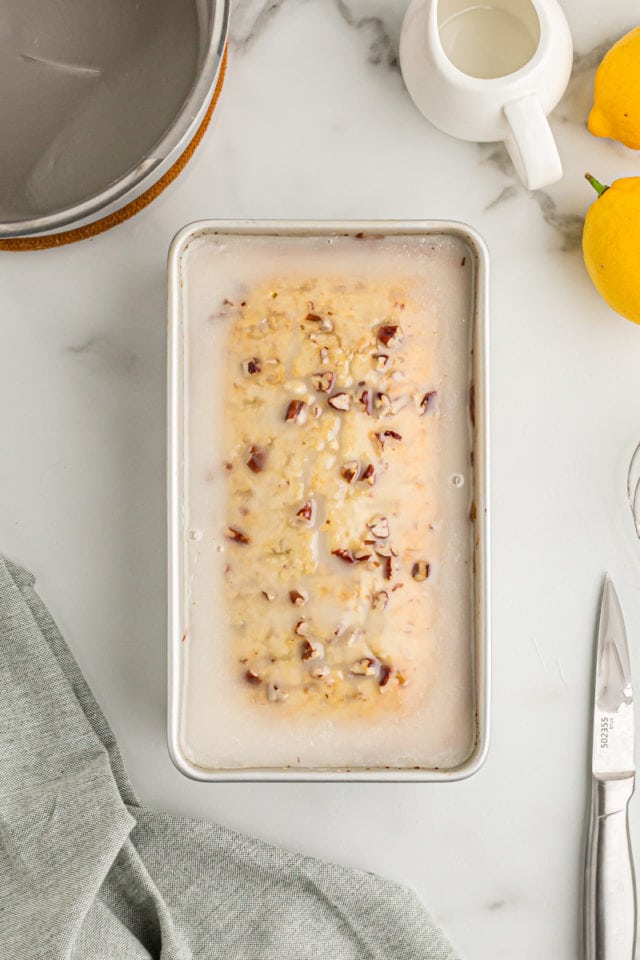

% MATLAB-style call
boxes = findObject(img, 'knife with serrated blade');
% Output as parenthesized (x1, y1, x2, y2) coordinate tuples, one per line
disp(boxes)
(584, 577, 636, 959)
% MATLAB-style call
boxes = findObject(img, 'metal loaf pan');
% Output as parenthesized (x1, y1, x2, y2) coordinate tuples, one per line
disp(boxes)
(167, 220, 490, 781)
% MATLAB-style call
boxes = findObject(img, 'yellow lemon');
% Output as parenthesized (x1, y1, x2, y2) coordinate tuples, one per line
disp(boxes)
(582, 173, 640, 324)
(588, 27, 640, 149)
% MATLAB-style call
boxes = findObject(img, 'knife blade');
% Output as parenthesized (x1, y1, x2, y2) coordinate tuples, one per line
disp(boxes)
(584, 577, 636, 959)
(592, 578, 635, 778)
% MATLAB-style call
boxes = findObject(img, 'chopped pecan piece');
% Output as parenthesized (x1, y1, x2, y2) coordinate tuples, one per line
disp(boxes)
(374, 543, 398, 558)
(371, 590, 389, 611)
(301, 639, 324, 661)
(379, 664, 393, 688)
(328, 392, 350, 411)
(226, 527, 249, 545)
(341, 461, 360, 483)
(245, 669, 261, 685)
(367, 515, 389, 539)
(285, 399, 306, 422)
(359, 464, 375, 485)
(332, 548, 357, 564)
(411, 560, 431, 582)
(242, 357, 261, 375)
(377, 324, 403, 347)
(305, 313, 333, 331)
(295, 619, 310, 636)
(246, 444, 267, 473)
(373, 353, 389, 371)
(289, 590, 308, 607)
(381, 555, 396, 580)
(374, 392, 391, 415)
(358, 389, 373, 415)
(418, 390, 438, 414)
(350, 657, 377, 677)
(262, 590, 275, 601)
(375, 429, 402, 451)
(353, 550, 373, 562)
(311, 371, 335, 393)
(296, 501, 315, 523)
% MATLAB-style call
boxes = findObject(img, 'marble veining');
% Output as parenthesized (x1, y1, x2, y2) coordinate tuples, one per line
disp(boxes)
(571, 35, 625, 74)
(232, 0, 400, 68)
(333, 0, 399, 68)
(230, 0, 289, 51)
(534, 191, 584, 251)
(66, 335, 137, 374)
(484, 184, 518, 210)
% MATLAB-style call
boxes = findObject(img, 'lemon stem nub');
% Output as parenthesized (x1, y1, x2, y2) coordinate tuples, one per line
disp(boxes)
(585, 173, 609, 197)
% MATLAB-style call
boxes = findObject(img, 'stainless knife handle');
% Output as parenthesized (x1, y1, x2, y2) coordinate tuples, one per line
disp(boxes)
(585, 775, 636, 959)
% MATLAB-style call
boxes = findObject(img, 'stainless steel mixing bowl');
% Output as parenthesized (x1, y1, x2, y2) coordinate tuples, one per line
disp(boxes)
(0, 0, 229, 240)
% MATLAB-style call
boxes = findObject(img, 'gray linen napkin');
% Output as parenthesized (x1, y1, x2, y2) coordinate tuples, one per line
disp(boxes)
(0, 556, 459, 960)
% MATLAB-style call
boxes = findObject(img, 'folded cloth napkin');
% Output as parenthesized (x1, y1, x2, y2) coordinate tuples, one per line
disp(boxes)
(0, 556, 458, 960)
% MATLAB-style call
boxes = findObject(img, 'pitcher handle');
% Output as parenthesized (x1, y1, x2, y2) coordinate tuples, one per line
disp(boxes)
(503, 95, 562, 191)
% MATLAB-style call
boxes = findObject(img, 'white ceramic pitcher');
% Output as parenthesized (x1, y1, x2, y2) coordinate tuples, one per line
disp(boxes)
(399, 0, 573, 190)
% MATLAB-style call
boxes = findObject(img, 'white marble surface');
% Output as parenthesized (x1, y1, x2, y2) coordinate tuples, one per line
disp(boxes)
(4, 1, 640, 955)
